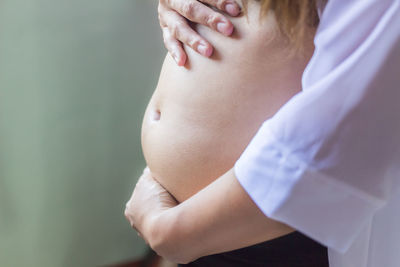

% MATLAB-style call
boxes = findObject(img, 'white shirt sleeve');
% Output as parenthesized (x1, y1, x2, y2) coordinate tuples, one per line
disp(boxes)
(234, 0, 400, 254)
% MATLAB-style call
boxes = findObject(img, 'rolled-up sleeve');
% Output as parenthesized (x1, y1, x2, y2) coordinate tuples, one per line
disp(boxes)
(234, 0, 400, 253)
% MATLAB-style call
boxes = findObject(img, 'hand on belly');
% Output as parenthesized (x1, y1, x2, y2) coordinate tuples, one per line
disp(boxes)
(141, 5, 313, 202)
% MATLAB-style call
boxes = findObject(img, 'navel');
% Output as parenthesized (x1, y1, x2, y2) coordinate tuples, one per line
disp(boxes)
(151, 108, 161, 122)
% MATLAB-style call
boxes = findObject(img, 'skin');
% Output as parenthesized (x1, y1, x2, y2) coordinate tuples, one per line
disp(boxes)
(126, 0, 315, 263)
(158, 0, 241, 65)
(142, 2, 314, 202)
(125, 168, 294, 264)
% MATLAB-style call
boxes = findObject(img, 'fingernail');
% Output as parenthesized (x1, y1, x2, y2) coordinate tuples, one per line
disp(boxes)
(217, 21, 233, 36)
(225, 3, 240, 16)
(172, 52, 185, 66)
(198, 43, 212, 57)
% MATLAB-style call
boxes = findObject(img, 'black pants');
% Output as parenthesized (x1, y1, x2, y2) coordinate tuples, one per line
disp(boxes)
(179, 231, 329, 267)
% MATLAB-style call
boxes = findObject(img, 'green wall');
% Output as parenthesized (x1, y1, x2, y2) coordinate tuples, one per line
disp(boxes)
(0, 1, 165, 266)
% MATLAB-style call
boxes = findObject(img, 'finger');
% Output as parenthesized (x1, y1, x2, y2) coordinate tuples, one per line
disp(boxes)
(163, 12, 213, 58)
(159, 4, 187, 65)
(168, 0, 234, 36)
(158, 1, 169, 28)
(198, 0, 241, 16)
(162, 27, 187, 66)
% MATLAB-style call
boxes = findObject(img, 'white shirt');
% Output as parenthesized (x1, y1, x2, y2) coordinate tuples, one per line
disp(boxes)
(234, 0, 400, 266)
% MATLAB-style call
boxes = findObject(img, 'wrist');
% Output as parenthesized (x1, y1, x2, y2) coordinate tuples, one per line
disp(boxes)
(146, 205, 198, 264)
(143, 211, 167, 247)
(145, 207, 186, 262)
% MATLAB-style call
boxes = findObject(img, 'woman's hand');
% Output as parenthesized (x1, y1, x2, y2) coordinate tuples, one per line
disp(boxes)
(158, 0, 241, 66)
(125, 168, 293, 263)
(124, 167, 178, 245)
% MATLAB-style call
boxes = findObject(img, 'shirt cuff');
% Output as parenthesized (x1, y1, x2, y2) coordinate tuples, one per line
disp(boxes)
(234, 122, 382, 253)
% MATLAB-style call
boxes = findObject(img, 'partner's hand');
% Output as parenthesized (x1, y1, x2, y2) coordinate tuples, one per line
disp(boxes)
(158, 0, 241, 66)
(124, 167, 177, 244)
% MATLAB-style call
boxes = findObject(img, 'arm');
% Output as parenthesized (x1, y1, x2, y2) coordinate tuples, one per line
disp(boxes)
(233, 0, 400, 253)
(125, 168, 293, 264)
(128, 0, 400, 263)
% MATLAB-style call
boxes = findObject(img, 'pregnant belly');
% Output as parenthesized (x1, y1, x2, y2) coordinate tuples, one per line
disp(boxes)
(141, 94, 259, 202)
(141, 55, 305, 202)
(141, 8, 312, 202)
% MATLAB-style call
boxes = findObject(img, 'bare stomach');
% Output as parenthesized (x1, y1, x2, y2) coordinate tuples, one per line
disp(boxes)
(141, 3, 314, 202)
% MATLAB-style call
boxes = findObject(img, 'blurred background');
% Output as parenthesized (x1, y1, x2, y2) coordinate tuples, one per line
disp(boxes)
(0, 0, 166, 266)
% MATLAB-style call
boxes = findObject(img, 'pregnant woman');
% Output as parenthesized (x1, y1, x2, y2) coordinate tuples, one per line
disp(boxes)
(126, 0, 400, 266)
(142, 0, 317, 203)
(131, 1, 328, 266)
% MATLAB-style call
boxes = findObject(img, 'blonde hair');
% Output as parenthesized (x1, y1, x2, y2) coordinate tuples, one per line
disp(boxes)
(244, 0, 319, 48)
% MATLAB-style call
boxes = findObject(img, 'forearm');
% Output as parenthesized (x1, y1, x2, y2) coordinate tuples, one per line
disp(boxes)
(148, 168, 294, 263)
